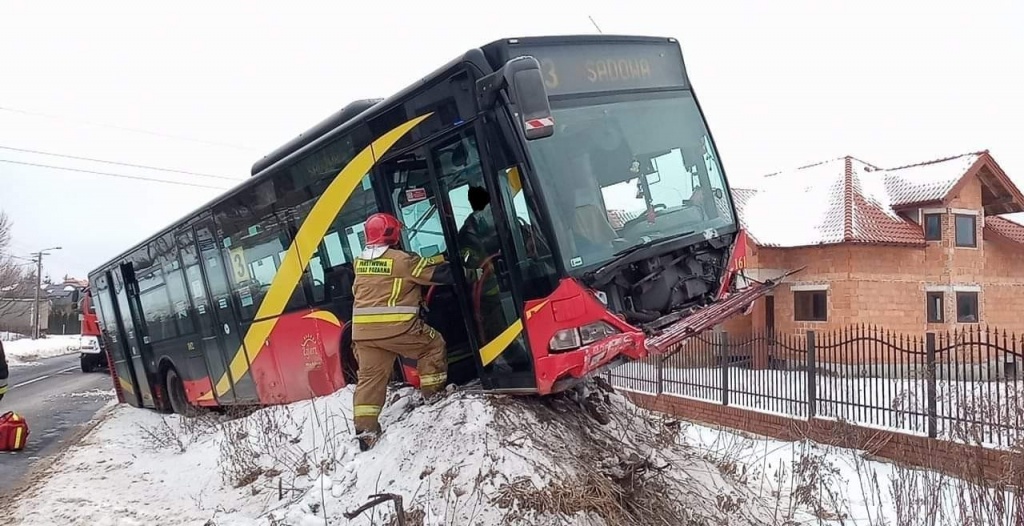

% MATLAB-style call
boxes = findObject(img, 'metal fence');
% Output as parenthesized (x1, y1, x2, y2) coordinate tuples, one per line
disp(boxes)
(609, 325, 1024, 448)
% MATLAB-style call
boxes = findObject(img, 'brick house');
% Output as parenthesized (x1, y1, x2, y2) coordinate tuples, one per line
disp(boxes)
(721, 151, 1024, 337)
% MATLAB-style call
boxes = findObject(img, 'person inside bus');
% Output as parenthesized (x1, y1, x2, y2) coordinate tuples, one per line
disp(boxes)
(456, 185, 531, 372)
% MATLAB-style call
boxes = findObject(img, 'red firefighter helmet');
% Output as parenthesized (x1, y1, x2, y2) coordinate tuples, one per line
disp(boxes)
(364, 213, 402, 247)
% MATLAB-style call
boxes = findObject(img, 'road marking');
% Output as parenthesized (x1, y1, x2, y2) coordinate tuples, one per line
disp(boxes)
(13, 366, 80, 389)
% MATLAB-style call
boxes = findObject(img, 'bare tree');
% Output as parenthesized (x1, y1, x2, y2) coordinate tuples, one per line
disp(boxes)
(0, 211, 35, 326)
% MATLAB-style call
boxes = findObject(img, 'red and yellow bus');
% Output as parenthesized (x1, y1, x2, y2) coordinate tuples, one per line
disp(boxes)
(87, 35, 780, 414)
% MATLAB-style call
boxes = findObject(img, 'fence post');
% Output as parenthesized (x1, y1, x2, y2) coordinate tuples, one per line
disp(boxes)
(655, 354, 663, 395)
(719, 331, 730, 406)
(806, 331, 817, 419)
(926, 332, 938, 439)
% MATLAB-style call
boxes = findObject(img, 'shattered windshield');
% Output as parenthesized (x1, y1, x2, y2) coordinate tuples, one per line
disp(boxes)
(526, 91, 736, 271)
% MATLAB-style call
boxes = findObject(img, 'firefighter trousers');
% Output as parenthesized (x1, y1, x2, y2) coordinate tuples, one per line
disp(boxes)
(352, 321, 447, 434)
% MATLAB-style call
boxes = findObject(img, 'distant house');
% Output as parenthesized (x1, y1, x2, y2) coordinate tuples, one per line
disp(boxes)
(722, 151, 1024, 336)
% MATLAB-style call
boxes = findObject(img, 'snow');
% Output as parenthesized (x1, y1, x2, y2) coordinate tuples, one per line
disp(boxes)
(10, 381, 1016, 525)
(882, 152, 982, 207)
(2, 334, 87, 363)
(733, 152, 985, 248)
(7, 383, 820, 526)
(736, 158, 848, 247)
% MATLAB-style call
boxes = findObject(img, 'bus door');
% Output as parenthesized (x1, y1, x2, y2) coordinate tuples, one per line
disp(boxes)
(112, 263, 158, 408)
(426, 129, 536, 391)
(98, 271, 145, 407)
(378, 144, 476, 385)
(177, 226, 236, 405)
(194, 219, 259, 403)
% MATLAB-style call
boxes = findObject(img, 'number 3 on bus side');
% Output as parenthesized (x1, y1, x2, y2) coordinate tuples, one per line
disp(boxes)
(541, 59, 558, 89)
(229, 247, 250, 282)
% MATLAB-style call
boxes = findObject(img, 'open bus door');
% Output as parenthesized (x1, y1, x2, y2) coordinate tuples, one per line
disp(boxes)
(379, 127, 538, 391)
(102, 268, 155, 408)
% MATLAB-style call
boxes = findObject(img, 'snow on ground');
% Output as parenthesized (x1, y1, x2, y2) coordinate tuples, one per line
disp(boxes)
(3, 334, 88, 363)
(682, 421, 1020, 526)
(7, 380, 1019, 525)
(7, 382, 820, 526)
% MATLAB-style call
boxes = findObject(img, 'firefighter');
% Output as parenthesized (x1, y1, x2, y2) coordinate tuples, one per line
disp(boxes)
(350, 212, 455, 451)
(0, 339, 8, 403)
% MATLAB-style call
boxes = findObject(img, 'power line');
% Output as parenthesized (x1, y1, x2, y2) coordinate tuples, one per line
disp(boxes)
(0, 105, 259, 152)
(0, 144, 244, 182)
(588, 15, 604, 34)
(0, 159, 231, 190)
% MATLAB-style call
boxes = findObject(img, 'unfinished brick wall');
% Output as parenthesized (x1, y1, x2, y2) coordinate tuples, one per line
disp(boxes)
(723, 174, 1024, 337)
(622, 390, 1019, 487)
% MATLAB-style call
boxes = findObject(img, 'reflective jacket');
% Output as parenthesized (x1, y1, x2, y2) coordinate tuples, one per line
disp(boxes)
(0, 340, 8, 402)
(351, 247, 454, 341)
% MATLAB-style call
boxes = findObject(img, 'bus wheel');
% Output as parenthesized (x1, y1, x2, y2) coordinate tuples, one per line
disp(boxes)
(165, 368, 200, 417)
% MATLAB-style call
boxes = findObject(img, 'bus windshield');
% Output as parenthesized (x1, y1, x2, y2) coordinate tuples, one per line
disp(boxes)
(526, 91, 736, 271)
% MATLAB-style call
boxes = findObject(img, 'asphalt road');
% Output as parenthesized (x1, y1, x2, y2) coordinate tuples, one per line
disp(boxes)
(0, 353, 113, 497)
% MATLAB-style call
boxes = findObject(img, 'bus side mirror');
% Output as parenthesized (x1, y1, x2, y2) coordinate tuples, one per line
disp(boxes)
(477, 56, 554, 141)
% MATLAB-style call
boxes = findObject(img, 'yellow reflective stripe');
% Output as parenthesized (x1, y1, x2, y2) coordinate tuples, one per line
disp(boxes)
(479, 319, 524, 366)
(199, 113, 433, 401)
(411, 257, 428, 277)
(420, 372, 447, 386)
(352, 313, 417, 324)
(0, 384, 7, 396)
(354, 405, 381, 417)
(387, 278, 402, 307)
(14, 427, 24, 449)
(353, 306, 419, 315)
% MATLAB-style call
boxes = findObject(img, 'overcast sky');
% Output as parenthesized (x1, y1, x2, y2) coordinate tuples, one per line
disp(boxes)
(1, 0, 1021, 279)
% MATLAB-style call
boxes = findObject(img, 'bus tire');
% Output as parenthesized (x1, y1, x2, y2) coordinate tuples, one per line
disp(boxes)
(165, 368, 199, 417)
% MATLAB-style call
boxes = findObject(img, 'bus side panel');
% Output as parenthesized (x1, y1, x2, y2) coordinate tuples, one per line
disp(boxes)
(247, 309, 345, 404)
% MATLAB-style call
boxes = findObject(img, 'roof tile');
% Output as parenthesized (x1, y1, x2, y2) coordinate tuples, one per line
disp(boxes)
(733, 152, 1005, 248)
(986, 216, 1024, 245)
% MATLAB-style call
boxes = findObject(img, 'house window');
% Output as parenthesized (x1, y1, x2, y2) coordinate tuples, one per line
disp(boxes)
(923, 213, 942, 241)
(954, 214, 977, 247)
(926, 292, 944, 323)
(794, 290, 827, 322)
(955, 291, 979, 323)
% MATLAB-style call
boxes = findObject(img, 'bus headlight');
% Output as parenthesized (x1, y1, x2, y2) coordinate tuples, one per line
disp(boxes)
(549, 321, 620, 352)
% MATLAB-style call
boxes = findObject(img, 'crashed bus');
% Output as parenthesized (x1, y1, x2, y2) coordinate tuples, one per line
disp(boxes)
(87, 35, 781, 414)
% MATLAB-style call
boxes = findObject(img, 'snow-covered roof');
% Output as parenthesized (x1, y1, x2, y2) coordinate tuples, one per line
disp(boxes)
(733, 151, 1024, 248)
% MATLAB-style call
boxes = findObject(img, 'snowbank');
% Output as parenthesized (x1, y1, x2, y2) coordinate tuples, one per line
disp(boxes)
(9, 379, 1013, 525)
(3, 334, 87, 363)
(6, 382, 806, 525)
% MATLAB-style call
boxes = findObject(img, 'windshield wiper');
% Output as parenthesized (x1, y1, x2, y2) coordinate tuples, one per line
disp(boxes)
(613, 230, 695, 258)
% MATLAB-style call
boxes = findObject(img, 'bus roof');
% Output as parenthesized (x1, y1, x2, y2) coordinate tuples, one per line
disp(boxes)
(89, 34, 676, 278)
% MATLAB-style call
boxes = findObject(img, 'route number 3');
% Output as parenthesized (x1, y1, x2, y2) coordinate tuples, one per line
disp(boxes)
(229, 247, 251, 282)
(541, 59, 559, 89)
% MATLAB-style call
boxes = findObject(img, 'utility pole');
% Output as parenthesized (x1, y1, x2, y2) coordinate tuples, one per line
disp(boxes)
(30, 246, 61, 339)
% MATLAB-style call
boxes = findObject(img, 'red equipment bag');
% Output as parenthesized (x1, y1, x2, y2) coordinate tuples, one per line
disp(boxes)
(0, 411, 30, 451)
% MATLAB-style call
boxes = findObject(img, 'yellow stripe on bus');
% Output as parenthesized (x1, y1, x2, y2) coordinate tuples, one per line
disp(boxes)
(478, 300, 550, 366)
(199, 113, 433, 401)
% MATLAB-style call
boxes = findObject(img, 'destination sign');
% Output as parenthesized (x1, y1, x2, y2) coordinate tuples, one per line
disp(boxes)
(507, 41, 687, 96)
